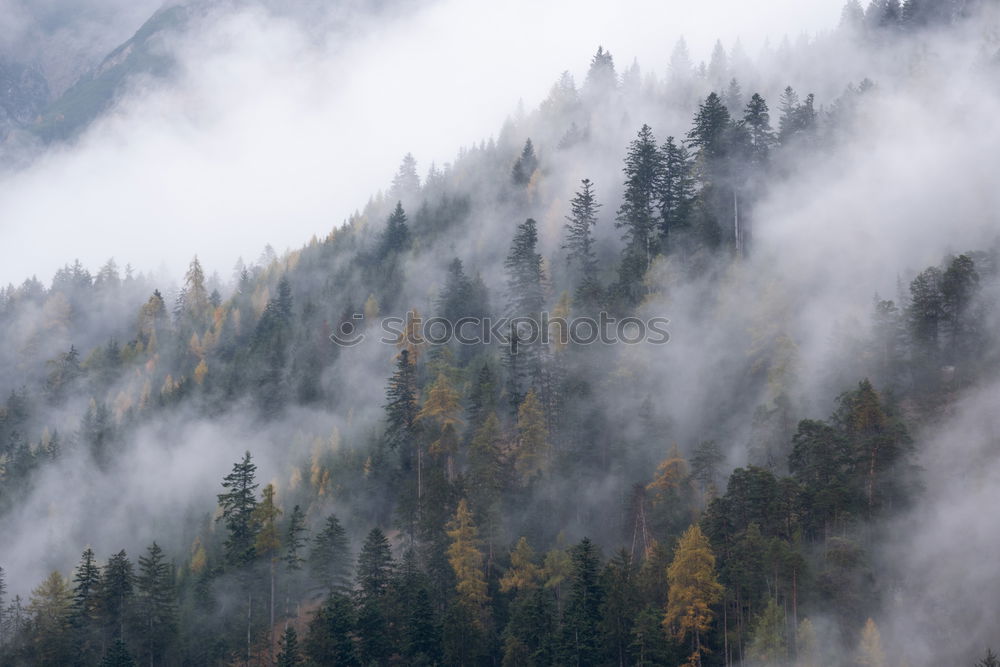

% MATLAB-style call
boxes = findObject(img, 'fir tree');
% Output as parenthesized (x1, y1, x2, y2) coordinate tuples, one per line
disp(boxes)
(616, 124, 664, 278)
(310, 515, 352, 595)
(217, 451, 260, 567)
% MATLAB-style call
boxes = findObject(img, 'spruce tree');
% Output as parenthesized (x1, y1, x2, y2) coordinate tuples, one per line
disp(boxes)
(563, 178, 602, 307)
(616, 124, 664, 277)
(135, 542, 176, 667)
(559, 538, 605, 665)
(658, 136, 696, 251)
(310, 515, 352, 595)
(217, 451, 260, 568)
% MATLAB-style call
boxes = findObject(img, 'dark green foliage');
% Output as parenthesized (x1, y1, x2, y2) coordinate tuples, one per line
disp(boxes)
(305, 592, 359, 666)
(563, 178, 602, 306)
(658, 136, 696, 252)
(217, 451, 259, 567)
(616, 124, 663, 282)
(310, 514, 352, 595)
(100, 639, 136, 667)
(512, 139, 539, 185)
(101, 550, 135, 640)
(380, 201, 411, 258)
(559, 538, 605, 665)
(134, 542, 176, 666)
(276, 626, 302, 667)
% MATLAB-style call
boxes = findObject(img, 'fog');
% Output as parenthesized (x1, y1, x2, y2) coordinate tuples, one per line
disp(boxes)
(0, 0, 842, 289)
(1, 0, 999, 663)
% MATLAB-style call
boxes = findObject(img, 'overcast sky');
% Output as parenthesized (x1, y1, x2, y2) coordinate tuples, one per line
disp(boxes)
(0, 0, 844, 287)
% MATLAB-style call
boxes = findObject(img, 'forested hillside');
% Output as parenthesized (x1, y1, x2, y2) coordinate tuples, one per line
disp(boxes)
(1, 1, 1000, 665)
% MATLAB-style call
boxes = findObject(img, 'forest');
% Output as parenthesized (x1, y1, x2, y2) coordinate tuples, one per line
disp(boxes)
(1, 0, 1000, 665)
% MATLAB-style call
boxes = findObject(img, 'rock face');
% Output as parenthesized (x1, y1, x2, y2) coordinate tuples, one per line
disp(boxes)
(0, 60, 50, 140)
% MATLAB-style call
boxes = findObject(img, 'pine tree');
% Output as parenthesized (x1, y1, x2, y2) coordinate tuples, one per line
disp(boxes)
(135, 542, 176, 667)
(689, 91, 732, 157)
(305, 593, 359, 666)
(664, 525, 723, 667)
(563, 178, 602, 305)
(284, 505, 307, 573)
(217, 451, 260, 567)
(504, 218, 547, 404)
(658, 136, 696, 252)
(101, 638, 136, 667)
(276, 626, 302, 667)
(102, 550, 135, 641)
(743, 93, 776, 164)
(390, 153, 421, 203)
(583, 46, 617, 99)
(616, 124, 664, 278)
(559, 537, 605, 665)
(356, 528, 394, 601)
(310, 515, 352, 595)
(384, 350, 419, 452)
(512, 139, 539, 186)
(379, 202, 411, 258)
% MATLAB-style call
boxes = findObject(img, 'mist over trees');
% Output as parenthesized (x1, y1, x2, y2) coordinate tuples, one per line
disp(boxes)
(1, 1, 1000, 666)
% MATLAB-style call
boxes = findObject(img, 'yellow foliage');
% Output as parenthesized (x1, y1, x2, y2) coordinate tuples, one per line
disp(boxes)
(194, 359, 208, 385)
(364, 294, 380, 321)
(500, 537, 541, 593)
(190, 538, 207, 574)
(647, 443, 690, 506)
(665, 524, 723, 666)
(515, 389, 549, 479)
(857, 618, 886, 667)
(446, 499, 489, 620)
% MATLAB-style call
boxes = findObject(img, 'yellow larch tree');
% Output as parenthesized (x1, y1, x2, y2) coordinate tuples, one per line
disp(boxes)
(857, 617, 886, 667)
(515, 389, 549, 480)
(664, 524, 723, 667)
(499, 537, 541, 594)
(446, 499, 489, 626)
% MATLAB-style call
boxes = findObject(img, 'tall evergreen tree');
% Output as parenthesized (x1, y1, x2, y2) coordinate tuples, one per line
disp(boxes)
(559, 537, 605, 665)
(563, 178, 602, 306)
(616, 124, 664, 279)
(310, 515, 352, 595)
(135, 542, 176, 667)
(217, 451, 260, 568)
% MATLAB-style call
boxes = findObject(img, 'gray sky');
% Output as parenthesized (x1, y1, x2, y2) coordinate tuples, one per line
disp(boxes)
(0, 0, 844, 287)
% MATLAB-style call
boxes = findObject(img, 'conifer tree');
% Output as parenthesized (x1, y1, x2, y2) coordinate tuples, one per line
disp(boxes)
(379, 202, 411, 258)
(616, 124, 664, 277)
(28, 571, 73, 665)
(276, 626, 302, 667)
(310, 515, 352, 595)
(446, 500, 489, 624)
(217, 451, 260, 568)
(384, 350, 419, 452)
(559, 537, 605, 665)
(563, 178, 602, 305)
(305, 593, 359, 666)
(515, 389, 549, 480)
(135, 541, 176, 667)
(658, 136, 696, 253)
(101, 638, 136, 667)
(748, 598, 786, 661)
(512, 139, 539, 186)
(743, 93, 776, 164)
(101, 550, 134, 641)
(857, 617, 886, 666)
(665, 525, 723, 667)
